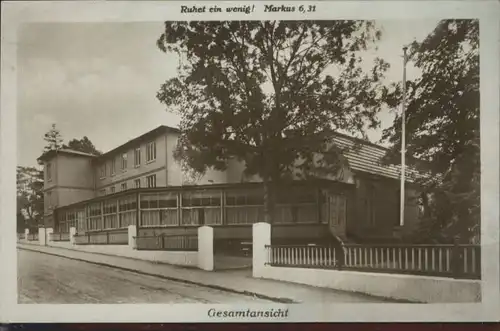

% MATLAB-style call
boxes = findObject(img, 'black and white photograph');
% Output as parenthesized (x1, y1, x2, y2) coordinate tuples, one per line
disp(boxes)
(1, 0, 499, 323)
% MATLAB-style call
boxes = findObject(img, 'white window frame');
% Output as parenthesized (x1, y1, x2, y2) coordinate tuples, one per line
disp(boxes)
(121, 153, 128, 171)
(146, 141, 156, 163)
(111, 158, 116, 175)
(121, 182, 128, 191)
(110, 186, 115, 193)
(100, 164, 106, 179)
(134, 148, 141, 167)
(146, 174, 156, 188)
(134, 178, 141, 188)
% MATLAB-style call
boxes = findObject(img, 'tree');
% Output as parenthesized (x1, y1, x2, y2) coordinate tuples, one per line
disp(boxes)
(17, 209, 27, 234)
(157, 21, 390, 222)
(43, 123, 64, 152)
(17, 166, 44, 230)
(64, 136, 102, 155)
(381, 20, 479, 243)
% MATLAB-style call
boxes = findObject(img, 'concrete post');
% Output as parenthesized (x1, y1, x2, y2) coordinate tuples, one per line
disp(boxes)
(198, 226, 214, 271)
(252, 222, 271, 278)
(24, 228, 29, 242)
(128, 225, 137, 249)
(45, 228, 53, 246)
(69, 227, 77, 245)
(38, 228, 45, 246)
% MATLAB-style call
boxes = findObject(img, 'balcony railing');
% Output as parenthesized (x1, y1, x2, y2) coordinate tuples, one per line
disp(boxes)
(265, 243, 480, 279)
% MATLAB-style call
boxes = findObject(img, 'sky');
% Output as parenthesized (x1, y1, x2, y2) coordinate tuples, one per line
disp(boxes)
(17, 19, 440, 167)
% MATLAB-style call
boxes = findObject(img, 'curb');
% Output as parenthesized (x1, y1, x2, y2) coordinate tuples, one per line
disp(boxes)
(17, 246, 296, 304)
(19, 242, 200, 270)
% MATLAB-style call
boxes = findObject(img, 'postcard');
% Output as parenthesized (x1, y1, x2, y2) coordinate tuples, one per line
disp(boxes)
(1, 0, 499, 323)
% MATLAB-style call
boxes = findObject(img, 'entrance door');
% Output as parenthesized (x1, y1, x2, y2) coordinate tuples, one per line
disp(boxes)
(327, 193, 347, 238)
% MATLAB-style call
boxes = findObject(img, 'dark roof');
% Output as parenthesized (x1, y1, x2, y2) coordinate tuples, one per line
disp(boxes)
(37, 148, 97, 162)
(331, 133, 421, 181)
(95, 125, 180, 162)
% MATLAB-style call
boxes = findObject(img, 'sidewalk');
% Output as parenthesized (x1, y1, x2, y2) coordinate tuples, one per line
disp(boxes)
(17, 243, 395, 303)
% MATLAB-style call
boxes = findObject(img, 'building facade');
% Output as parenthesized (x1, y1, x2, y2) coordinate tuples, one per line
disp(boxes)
(38, 125, 422, 243)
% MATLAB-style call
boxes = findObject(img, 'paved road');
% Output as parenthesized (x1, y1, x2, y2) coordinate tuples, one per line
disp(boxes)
(17, 249, 270, 304)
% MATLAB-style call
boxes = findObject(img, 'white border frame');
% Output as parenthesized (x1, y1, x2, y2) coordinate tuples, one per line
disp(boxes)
(1, 0, 499, 323)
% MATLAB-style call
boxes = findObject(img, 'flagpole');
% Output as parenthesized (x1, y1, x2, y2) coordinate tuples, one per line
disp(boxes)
(400, 46, 408, 227)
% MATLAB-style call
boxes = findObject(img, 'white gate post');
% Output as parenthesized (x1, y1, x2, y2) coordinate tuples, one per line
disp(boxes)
(198, 226, 214, 271)
(128, 225, 137, 249)
(44, 228, 53, 246)
(69, 227, 77, 245)
(38, 228, 46, 246)
(24, 228, 29, 242)
(252, 222, 271, 278)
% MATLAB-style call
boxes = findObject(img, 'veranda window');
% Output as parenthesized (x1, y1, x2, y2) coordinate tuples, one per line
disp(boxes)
(103, 199, 118, 229)
(65, 210, 77, 231)
(225, 189, 264, 225)
(140, 192, 178, 227)
(76, 209, 86, 233)
(57, 211, 67, 233)
(274, 187, 319, 224)
(87, 202, 103, 230)
(323, 193, 347, 226)
(118, 195, 137, 228)
(181, 190, 222, 226)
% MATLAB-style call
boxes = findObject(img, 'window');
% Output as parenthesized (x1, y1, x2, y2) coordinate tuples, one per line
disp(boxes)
(99, 189, 106, 196)
(225, 189, 264, 225)
(225, 190, 264, 206)
(100, 164, 106, 178)
(146, 174, 156, 188)
(121, 182, 127, 191)
(46, 163, 52, 181)
(140, 193, 178, 227)
(86, 202, 103, 230)
(121, 153, 128, 171)
(325, 194, 347, 227)
(134, 179, 141, 188)
(57, 211, 68, 233)
(273, 186, 318, 224)
(76, 209, 86, 232)
(111, 158, 116, 175)
(134, 148, 141, 167)
(118, 195, 137, 227)
(110, 186, 115, 193)
(181, 191, 222, 226)
(146, 141, 156, 162)
(103, 199, 118, 229)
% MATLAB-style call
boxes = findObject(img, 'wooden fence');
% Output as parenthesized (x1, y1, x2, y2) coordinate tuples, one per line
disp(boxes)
(51, 232, 70, 242)
(265, 243, 481, 279)
(26, 233, 39, 241)
(135, 234, 198, 251)
(74, 229, 128, 245)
